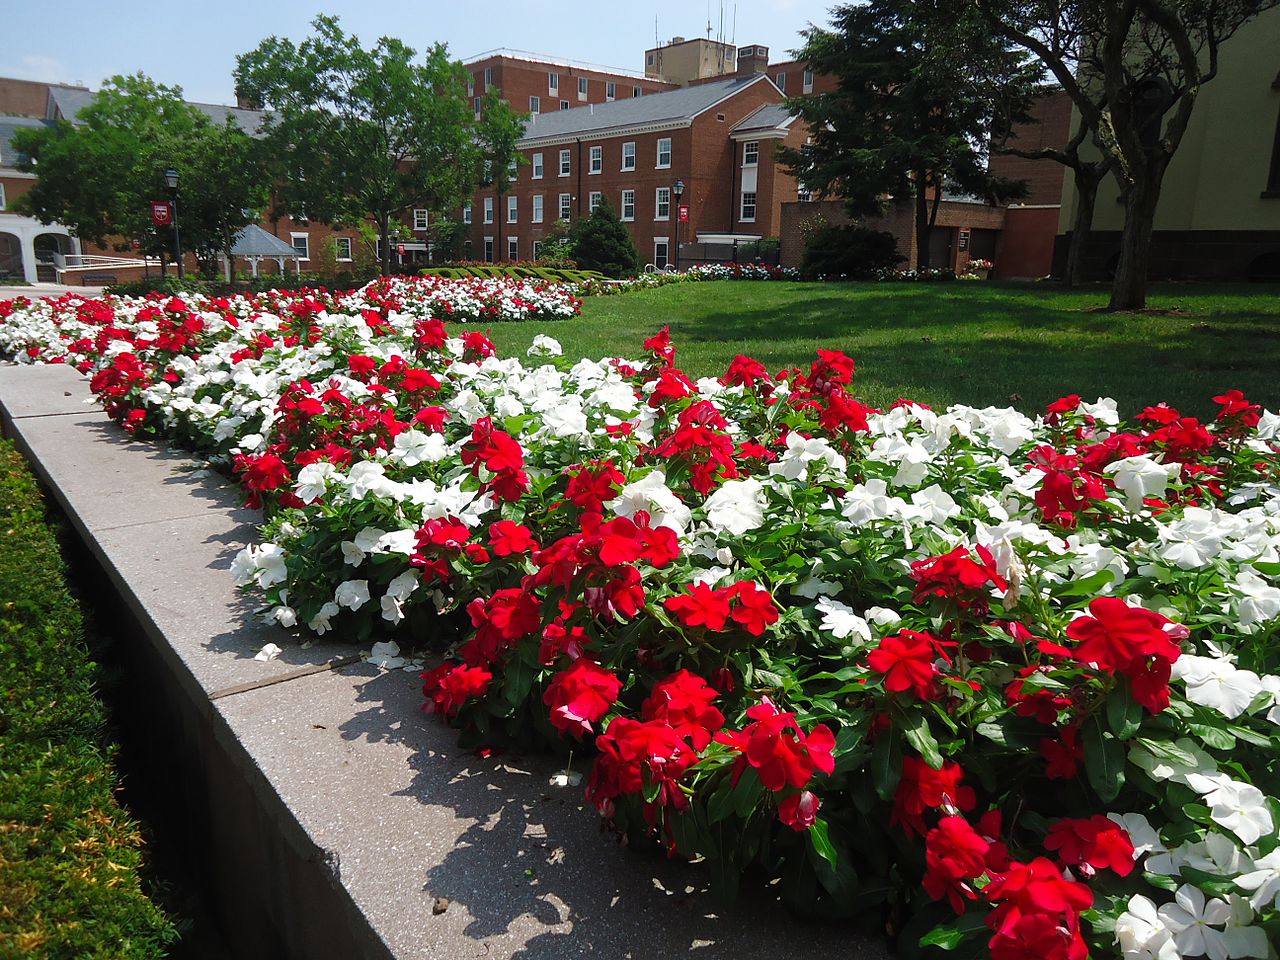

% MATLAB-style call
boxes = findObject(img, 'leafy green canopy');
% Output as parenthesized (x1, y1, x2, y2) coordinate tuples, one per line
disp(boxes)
(569, 198, 644, 279)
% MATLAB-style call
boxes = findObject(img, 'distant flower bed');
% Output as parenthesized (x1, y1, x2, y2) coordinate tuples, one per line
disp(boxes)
(2, 276, 1280, 960)
(580, 263, 800, 295)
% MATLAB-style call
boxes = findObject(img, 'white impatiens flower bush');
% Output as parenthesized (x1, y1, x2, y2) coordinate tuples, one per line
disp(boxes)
(3, 282, 1279, 960)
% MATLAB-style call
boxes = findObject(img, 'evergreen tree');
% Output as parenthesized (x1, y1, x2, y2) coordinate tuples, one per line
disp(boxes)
(568, 199, 642, 278)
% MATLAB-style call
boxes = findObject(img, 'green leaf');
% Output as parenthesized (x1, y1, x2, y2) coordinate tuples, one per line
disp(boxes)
(1106, 684, 1143, 740)
(1051, 570, 1117, 598)
(919, 911, 989, 949)
(900, 711, 944, 769)
(706, 775, 738, 824)
(1084, 715, 1125, 802)
(808, 817, 838, 870)
(732, 772, 765, 819)
(871, 729, 903, 801)
(1189, 723, 1236, 751)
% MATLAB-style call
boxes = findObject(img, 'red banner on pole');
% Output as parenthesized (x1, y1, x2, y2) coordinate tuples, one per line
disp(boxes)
(678, 205, 690, 223)
(397, 243, 406, 256)
(151, 201, 172, 227)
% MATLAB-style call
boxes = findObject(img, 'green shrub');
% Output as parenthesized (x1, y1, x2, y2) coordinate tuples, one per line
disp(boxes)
(800, 223, 904, 279)
(0, 440, 177, 959)
(568, 198, 642, 279)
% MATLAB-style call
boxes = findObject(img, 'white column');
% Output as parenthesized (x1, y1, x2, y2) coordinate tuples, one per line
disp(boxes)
(19, 229, 38, 283)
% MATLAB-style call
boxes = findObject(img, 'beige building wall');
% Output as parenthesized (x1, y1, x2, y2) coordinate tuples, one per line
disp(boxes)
(644, 38, 736, 85)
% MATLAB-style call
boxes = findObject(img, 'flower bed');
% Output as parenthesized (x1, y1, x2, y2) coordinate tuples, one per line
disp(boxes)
(2, 280, 1279, 960)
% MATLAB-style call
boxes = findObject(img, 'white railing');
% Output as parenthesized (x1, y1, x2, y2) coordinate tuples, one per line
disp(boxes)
(51, 252, 162, 279)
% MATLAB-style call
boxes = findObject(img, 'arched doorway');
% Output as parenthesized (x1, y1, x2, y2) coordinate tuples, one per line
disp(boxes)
(33, 232, 71, 282)
(0, 233, 21, 281)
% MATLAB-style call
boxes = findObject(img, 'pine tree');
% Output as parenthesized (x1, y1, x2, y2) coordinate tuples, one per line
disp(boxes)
(568, 198, 642, 278)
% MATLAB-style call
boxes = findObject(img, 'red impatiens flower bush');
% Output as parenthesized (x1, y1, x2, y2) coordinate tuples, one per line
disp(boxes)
(3, 284, 1280, 960)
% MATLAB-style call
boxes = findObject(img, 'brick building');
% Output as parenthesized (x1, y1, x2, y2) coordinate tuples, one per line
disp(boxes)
(464, 50, 675, 121)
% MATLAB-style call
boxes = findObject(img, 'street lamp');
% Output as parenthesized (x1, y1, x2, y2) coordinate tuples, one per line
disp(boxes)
(163, 166, 184, 280)
(672, 178, 685, 273)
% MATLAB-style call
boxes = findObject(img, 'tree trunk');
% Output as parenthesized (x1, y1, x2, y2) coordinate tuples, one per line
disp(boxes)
(1063, 167, 1100, 288)
(914, 172, 931, 271)
(379, 214, 392, 278)
(1108, 165, 1164, 311)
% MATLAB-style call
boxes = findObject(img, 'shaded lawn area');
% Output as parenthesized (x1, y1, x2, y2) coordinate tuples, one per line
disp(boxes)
(483, 280, 1280, 419)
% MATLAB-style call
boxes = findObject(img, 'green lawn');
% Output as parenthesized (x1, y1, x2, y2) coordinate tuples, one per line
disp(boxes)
(484, 280, 1280, 419)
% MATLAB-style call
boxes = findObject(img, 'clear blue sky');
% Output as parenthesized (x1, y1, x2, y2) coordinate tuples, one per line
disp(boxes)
(1, 0, 833, 105)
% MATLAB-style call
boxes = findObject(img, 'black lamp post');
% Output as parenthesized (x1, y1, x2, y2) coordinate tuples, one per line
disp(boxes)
(672, 178, 685, 272)
(163, 167, 184, 280)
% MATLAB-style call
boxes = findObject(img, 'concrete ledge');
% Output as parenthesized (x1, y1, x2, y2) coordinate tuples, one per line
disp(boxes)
(0, 364, 885, 960)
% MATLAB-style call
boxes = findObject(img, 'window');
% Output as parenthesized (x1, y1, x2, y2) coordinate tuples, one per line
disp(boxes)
(559, 193, 572, 220)
(621, 189, 635, 221)
(467, 77, 475, 96)
(775, 72, 786, 92)
(740, 191, 757, 222)
(655, 187, 671, 220)
(606, 81, 616, 101)
(803, 69, 814, 93)
(560, 100, 569, 110)
(507, 195, 518, 223)
(334, 236, 353, 261)
(483, 237, 494, 262)
(633, 85, 642, 98)
(589, 191, 602, 213)
(290, 232, 310, 260)
(559, 149, 571, 176)
(473, 97, 482, 119)
(1267, 99, 1280, 196)
(508, 236, 519, 260)
(656, 137, 672, 169)
(548, 72, 559, 93)
(413, 208, 429, 230)
(531, 153, 543, 179)
(532, 194, 544, 223)
(483, 196, 494, 224)
(484, 67, 493, 89)
(530, 95, 540, 113)
(646, 52, 655, 65)
(621, 141, 635, 171)
(0, 183, 6, 211)
(743, 141, 759, 166)
(578, 76, 588, 100)
(462, 202, 472, 224)
(532, 240, 542, 259)
(654, 238, 670, 270)
(589, 145, 603, 174)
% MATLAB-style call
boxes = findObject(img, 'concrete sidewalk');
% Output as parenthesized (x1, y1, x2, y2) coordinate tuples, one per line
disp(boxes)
(0, 282, 106, 299)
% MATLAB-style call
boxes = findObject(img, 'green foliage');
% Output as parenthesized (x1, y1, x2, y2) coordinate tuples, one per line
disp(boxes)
(11, 74, 267, 271)
(800, 223, 904, 279)
(0, 440, 177, 959)
(421, 265, 604, 283)
(567, 198, 642, 279)
(105, 273, 361, 297)
(234, 15, 482, 276)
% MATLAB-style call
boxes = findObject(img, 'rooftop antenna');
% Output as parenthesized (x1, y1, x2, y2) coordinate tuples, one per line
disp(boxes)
(707, 0, 712, 39)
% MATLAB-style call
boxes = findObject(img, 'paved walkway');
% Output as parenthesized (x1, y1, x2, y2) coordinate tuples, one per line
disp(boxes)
(0, 283, 105, 299)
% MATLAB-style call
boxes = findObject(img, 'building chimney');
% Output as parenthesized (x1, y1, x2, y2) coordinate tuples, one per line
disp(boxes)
(735, 44, 769, 78)
(235, 89, 262, 110)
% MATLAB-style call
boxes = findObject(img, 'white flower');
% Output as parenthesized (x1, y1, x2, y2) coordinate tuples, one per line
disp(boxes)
(1129, 738, 1219, 786)
(294, 461, 335, 504)
(609, 470, 691, 534)
(527, 334, 562, 358)
(270, 605, 298, 628)
(864, 606, 901, 628)
(542, 397, 589, 437)
(908, 485, 960, 526)
(1233, 570, 1280, 631)
(253, 642, 283, 662)
(1172, 656, 1264, 719)
(792, 577, 840, 599)
(815, 597, 871, 643)
(1158, 885, 1233, 960)
(1104, 455, 1180, 511)
(308, 601, 340, 635)
(702, 477, 766, 537)
(340, 540, 366, 567)
(1202, 779, 1274, 846)
(842, 479, 908, 525)
(1236, 848, 1280, 911)
(334, 579, 371, 611)
(368, 640, 405, 668)
(232, 542, 288, 589)
(1114, 894, 1180, 960)
(392, 429, 448, 466)
(768, 433, 847, 481)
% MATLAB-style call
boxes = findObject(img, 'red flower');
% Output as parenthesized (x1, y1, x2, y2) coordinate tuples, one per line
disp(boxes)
(1040, 724, 1084, 780)
(910, 545, 1007, 614)
(986, 905, 1088, 960)
(729, 581, 780, 636)
(868, 630, 940, 700)
(923, 815, 990, 914)
(891, 757, 976, 837)
(564, 460, 626, 513)
(984, 856, 1094, 915)
(421, 663, 492, 718)
(714, 698, 835, 792)
(777, 790, 821, 832)
(587, 717, 696, 817)
(543, 659, 623, 736)
(488, 519, 537, 556)
(1044, 816, 1135, 877)
(648, 368, 695, 407)
(641, 670, 725, 750)
(461, 588, 541, 665)
(1066, 598, 1183, 710)
(1213, 389, 1261, 429)
(665, 582, 733, 632)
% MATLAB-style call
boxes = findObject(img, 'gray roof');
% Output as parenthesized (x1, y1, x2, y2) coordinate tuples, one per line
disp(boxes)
(0, 115, 52, 168)
(520, 75, 771, 142)
(47, 85, 267, 136)
(731, 102, 794, 134)
(229, 224, 302, 257)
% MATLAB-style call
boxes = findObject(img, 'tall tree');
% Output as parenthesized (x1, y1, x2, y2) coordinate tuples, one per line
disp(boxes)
(973, 0, 1280, 308)
(475, 90, 530, 262)
(12, 74, 266, 274)
(781, 0, 1040, 270)
(234, 15, 481, 277)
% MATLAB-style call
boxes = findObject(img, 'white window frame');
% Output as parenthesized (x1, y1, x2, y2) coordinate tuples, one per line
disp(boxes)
(743, 141, 759, 166)
(530, 95, 540, 113)
(334, 236, 353, 262)
(740, 191, 757, 222)
(467, 77, 475, 96)
(532, 152, 544, 179)
(560, 100, 569, 111)
(532, 194, 544, 223)
(483, 236, 494, 263)
(803, 69, 814, 93)
(588, 191, 602, 213)
(548, 72, 559, 93)
(473, 97, 481, 119)
(0, 182, 6, 211)
(462, 202, 472, 224)
(532, 240, 542, 259)
(577, 76, 588, 101)
(775, 72, 786, 92)
(654, 187, 671, 220)
(621, 141, 635, 171)
(290, 232, 310, 261)
(413, 208, 429, 230)
(484, 67, 493, 89)
(507, 195, 518, 223)
(559, 149, 571, 177)
(620, 189, 635, 221)
(633, 85, 642, 98)
(589, 145, 603, 174)
(507, 236, 519, 260)
(606, 81, 616, 101)
(558, 193, 572, 221)
(483, 196, 494, 224)
(656, 137, 672, 169)
(653, 237, 670, 270)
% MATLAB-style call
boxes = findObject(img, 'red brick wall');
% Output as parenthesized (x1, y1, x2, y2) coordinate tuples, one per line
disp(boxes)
(0, 175, 36, 206)
(470, 57, 675, 118)
(765, 60, 839, 98)
(0, 78, 65, 118)
(988, 90, 1072, 207)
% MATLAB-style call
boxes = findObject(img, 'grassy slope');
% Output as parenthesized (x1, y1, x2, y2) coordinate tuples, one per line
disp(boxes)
(0, 440, 176, 960)
(484, 280, 1280, 419)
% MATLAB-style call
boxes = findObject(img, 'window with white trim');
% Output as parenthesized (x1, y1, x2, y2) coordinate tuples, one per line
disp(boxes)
(507, 236, 519, 260)
(620, 189, 635, 221)
(484, 67, 493, 89)
(507, 195, 518, 223)
(548, 72, 559, 93)
(0, 183, 5, 211)
(532, 240, 542, 259)
(606, 81, 616, 101)
(413, 208, 429, 230)
(588, 191, 602, 213)
(483, 196, 494, 224)
(559, 149, 571, 176)
(743, 141, 759, 166)
(532, 152, 544, 179)
(532, 194, 544, 223)
(473, 97, 481, 119)
(589, 145, 603, 174)
(740, 191, 757, 222)
(633, 85, 642, 98)
(653, 237, 670, 270)
(803, 69, 814, 93)
(483, 236, 494, 262)
(334, 236, 352, 261)
(560, 100, 569, 110)
(290, 232, 310, 260)
(467, 77, 475, 96)
(656, 137, 672, 169)
(621, 141, 635, 171)
(655, 187, 671, 220)
(577, 76, 588, 100)
(530, 95, 540, 113)
(462, 202, 472, 224)
(774, 72, 786, 92)
(558, 193, 572, 220)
